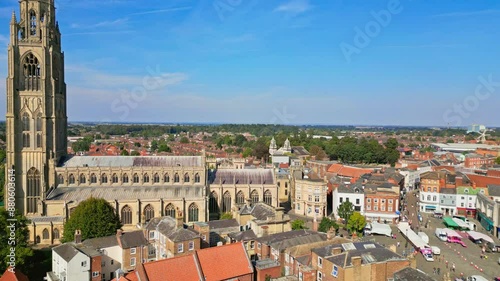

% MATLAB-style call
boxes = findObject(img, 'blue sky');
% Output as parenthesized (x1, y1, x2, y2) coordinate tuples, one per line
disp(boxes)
(1, 0, 500, 126)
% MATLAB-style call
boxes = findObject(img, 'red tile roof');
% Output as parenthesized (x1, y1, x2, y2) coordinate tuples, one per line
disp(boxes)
(0, 267, 29, 281)
(143, 254, 203, 281)
(465, 173, 500, 188)
(279, 163, 289, 168)
(327, 164, 373, 179)
(196, 242, 253, 281)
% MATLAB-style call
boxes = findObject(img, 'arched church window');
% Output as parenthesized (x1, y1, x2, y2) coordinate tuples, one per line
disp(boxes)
(188, 203, 199, 222)
(23, 133, 30, 148)
(164, 174, 170, 183)
(112, 173, 118, 183)
(68, 174, 75, 184)
(26, 168, 41, 213)
(122, 174, 129, 183)
(57, 174, 64, 185)
(90, 173, 97, 183)
(22, 113, 30, 131)
(184, 173, 190, 183)
(101, 174, 108, 183)
(174, 173, 180, 183)
(165, 204, 175, 218)
(40, 12, 45, 23)
(194, 173, 200, 183)
(143, 174, 150, 183)
(79, 174, 86, 184)
(121, 206, 132, 225)
(30, 11, 37, 36)
(153, 173, 160, 183)
(133, 173, 139, 183)
(23, 53, 41, 91)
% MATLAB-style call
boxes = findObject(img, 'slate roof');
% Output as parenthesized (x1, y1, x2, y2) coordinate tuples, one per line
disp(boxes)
(239, 203, 276, 221)
(118, 231, 148, 249)
(393, 267, 434, 281)
(146, 216, 199, 242)
(291, 146, 310, 156)
(59, 155, 203, 167)
(207, 219, 239, 230)
(208, 169, 275, 185)
(53, 243, 82, 262)
(312, 242, 404, 268)
(439, 188, 456, 195)
(257, 230, 327, 251)
(47, 185, 204, 203)
(487, 184, 500, 197)
(29, 216, 65, 223)
(228, 229, 258, 241)
(82, 235, 119, 249)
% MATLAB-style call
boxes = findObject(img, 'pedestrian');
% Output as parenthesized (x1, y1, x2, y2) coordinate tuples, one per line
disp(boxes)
(445, 261, 448, 268)
(452, 263, 455, 272)
(433, 267, 436, 274)
(397, 241, 400, 247)
(437, 268, 440, 275)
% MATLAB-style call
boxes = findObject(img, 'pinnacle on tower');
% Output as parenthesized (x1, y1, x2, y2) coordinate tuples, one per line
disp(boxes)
(10, 10, 16, 25)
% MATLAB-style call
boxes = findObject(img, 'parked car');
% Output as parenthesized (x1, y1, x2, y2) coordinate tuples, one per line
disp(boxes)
(466, 276, 488, 281)
(433, 211, 443, 219)
(423, 253, 434, 262)
(431, 246, 441, 255)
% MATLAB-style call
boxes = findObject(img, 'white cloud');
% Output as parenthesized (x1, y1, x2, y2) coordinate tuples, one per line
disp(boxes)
(70, 18, 129, 29)
(129, 7, 192, 16)
(275, 0, 312, 14)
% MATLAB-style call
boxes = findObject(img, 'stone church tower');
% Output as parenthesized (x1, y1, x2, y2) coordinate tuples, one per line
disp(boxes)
(5, 0, 67, 216)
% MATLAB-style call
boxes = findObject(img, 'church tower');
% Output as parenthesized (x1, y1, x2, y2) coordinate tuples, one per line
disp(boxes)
(5, 0, 67, 216)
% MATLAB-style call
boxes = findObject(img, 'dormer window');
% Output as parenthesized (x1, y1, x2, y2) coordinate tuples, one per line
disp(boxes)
(464, 188, 469, 194)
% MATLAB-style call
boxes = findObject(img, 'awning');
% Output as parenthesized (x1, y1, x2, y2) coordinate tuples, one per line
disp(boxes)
(364, 213, 399, 219)
(467, 231, 494, 243)
(425, 205, 436, 210)
(479, 212, 493, 225)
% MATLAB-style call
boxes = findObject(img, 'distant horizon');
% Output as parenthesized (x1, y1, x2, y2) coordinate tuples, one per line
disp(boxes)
(1, 0, 500, 126)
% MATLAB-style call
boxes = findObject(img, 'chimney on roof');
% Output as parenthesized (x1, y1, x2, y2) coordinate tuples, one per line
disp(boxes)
(116, 229, 123, 237)
(327, 227, 336, 240)
(312, 214, 318, 232)
(331, 247, 342, 255)
(351, 256, 362, 267)
(74, 229, 82, 244)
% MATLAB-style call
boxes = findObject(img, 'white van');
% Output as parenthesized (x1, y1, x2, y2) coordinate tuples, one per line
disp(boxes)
(435, 228, 447, 242)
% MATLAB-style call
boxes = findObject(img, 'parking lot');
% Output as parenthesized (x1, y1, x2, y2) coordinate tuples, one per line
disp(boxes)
(362, 213, 500, 280)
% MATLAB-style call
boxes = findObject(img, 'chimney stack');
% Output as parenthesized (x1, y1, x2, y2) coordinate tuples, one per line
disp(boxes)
(74, 229, 82, 244)
(331, 247, 342, 255)
(351, 256, 362, 267)
(116, 229, 123, 237)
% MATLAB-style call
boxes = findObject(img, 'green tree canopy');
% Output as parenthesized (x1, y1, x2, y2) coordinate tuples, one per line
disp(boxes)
(347, 212, 366, 235)
(0, 209, 34, 273)
(120, 150, 129, 156)
(291, 219, 307, 230)
(220, 212, 233, 220)
(62, 198, 122, 242)
(337, 201, 354, 222)
(180, 136, 189, 144)
(496, 157, 500, 165)
(318, 217, 339, 233)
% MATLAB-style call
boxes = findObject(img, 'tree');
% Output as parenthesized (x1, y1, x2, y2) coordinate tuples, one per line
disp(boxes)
(0, 209, 34, 273)
(347, 212, 366, 235)
(62, 198, 122, 242)
(220, 212, 233, 220)
(337, 201, 354, 222)
(242, 147, 253, 158)
(150, 140, 158, 151)
(318, 217, 338, 233)
(233, 134, 247, 147)
(120, 150, 129, 156)
(130, 151, 141, 156)
(496, 157, 500, 165)
(158, 143, 171, 153)
(291, 219, 307, 230)
(180, 136, 189, 144)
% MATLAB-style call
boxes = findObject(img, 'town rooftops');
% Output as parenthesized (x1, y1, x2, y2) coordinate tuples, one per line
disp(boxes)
(146, 216, 199, 242)
(52, 243, 82, 262)
(47, 185, 204, 203)
(142, 253, 203, 281)
(29, 216, 65, 223)
(0, 267, 29, 281)
(487, 184, 500, 197)
(118, 230, 148, 249)
(313, 242, 405, 268)
(196, 242, 253, 281)
(228, 229, 258, 241)
(207, 218, 239, 230)
(82, 235, 119, 249)
(59, 155, 203, 167)
(291, 146, 310, 156)
(208, 169, 275, 185)
(257, 230, 327, 251)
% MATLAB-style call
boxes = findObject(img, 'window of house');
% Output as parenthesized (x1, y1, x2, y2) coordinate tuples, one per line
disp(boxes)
(258, 243, 261, 249)
(149, 231, 155, 239)
(388, 199, 393, 204)
(339, 197, 343, 203)
(315, 196, 320, 202)
(374, 206, 378, 211)
(381, 205, 385, 211)
(356, 199, 360, 205)
(130, 248, 136, 255)
(81, 261, 87, 267)
(130, 258, 136, 267)
(101, 261, 105, 267)
(433, 187, 437, 192)
(388, 206, 393, 212)
(464, 189, 469, 193)
(92, 272, 99, 278)
(427, 195, 431, 201)
(251, 241, 255, 249)
(178, 243, 184, 253)
(367, 198, 371, 203)
(317, 271, 323, 281)
(374, 199, 378, 203)
(461, 203, 464, 207)
(346, 197, 349, 202)
(189, 241, 195, 251)
(366, 205, 371, 211)
(318, 257, 323, 268)
(297, 203, 300, 210)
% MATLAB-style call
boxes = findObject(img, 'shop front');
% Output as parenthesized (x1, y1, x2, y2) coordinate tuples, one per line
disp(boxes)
(477, 211, 494, 232)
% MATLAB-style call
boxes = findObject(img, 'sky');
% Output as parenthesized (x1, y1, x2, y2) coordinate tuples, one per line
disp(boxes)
(0, 0, 500, 127)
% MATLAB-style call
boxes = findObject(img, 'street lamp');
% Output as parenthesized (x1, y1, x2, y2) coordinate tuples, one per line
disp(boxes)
(405, 229, 408, 250)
